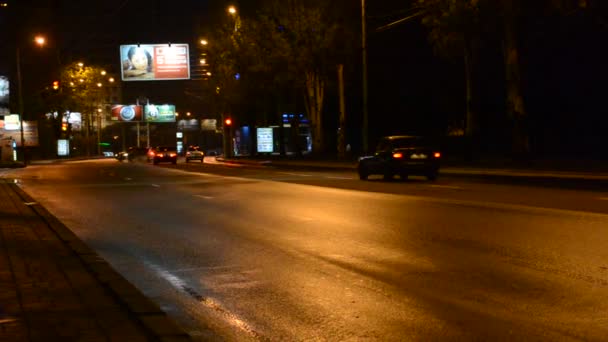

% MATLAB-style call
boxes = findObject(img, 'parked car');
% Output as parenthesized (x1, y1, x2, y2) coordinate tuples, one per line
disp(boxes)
(149, 146, 178, 165)
(185, 146, 205, 162)
(357, 135, 441, 181)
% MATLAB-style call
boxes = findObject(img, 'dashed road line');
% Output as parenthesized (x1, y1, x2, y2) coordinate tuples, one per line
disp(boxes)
(194, 195, 214, 200)
(428, 184, 463, 190)
(279, 172, 313, 177)
(151, 184, 161, 188)
(324, 176, 354, 180)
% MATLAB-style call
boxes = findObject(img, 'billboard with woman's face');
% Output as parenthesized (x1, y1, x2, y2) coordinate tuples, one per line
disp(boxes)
(120, 44, 190, 81)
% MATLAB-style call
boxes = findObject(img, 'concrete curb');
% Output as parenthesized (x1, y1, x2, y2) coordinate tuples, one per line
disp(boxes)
(7, 181, 191, 341)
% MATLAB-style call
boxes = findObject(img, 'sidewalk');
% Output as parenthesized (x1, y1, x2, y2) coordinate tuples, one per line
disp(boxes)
(0, 179, 190, 341)
(216, 156, 608, 182)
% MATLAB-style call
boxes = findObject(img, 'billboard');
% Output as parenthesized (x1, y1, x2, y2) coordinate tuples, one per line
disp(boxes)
(201, 119, 217, 131)
(2, 121, 38, 147)
(111, 105, 143, 122)
(67, 112, 82, 131)
(4, 114, 20, 130)
(257, 127, 274, 153)
(144, 104, 176, 122)
(0, 76, 8, 115)
(120, 44, 190, 81)
(57, 139, 69, 156)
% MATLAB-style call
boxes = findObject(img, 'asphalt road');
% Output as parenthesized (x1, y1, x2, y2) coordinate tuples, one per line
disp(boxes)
(3, 157, 608, 340)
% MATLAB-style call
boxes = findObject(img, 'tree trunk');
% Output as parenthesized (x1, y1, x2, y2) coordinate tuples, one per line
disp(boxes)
(502, 0, 529, 158)
(304, 70, 325, 155)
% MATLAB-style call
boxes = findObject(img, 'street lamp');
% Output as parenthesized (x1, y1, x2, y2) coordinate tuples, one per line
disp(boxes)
(227, 6, 240, 32)
(361, 0, 369, 154)
(16, 34, 46, 164)
(34, 35, 46, 47)
(200, 39, 208, 46)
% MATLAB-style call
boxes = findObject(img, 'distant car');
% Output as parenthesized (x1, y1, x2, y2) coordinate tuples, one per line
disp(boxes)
(149, 146, 178, 165)
(115, 151, 128, 162)
(185, 146, 205, 162)
(103, 151, 115, 157)
(357, 135, 441, 181)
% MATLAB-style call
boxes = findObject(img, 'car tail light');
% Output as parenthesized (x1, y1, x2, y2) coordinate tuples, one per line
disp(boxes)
(169, 153, 177, 157)
(392, 152, 403, 159)
(156, 153, 164, 157)
(186, 152, 191, 156)
(434, 152, 441, 158)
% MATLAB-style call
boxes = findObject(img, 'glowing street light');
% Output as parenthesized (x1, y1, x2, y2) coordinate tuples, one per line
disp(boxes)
(108, 77, 115, 83)
(77, 62, 84, 67)
(228, 5, 237, 15)
(34, 35, 46, 47)
(200, 39, 208, 46)
(101, 70, 107, 75)
(96, 82, 102, 87)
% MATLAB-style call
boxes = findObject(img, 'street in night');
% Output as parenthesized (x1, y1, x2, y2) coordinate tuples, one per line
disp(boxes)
(2, 158, 608, 340)
(1, 0, 608, 340)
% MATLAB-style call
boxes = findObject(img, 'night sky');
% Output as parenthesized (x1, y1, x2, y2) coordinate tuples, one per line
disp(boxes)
(2, 0, 607, 157)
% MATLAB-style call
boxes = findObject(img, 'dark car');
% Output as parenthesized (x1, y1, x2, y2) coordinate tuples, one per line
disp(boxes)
(357, 135, 441, 181)
(185, 146, 205, 162)
(149, 146, 178, 165)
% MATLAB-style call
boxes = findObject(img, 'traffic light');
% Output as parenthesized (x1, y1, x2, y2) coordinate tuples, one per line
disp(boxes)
(224, 118, 232, 126)
(52, 81, 59, 90)
(61, 122, 68, 131)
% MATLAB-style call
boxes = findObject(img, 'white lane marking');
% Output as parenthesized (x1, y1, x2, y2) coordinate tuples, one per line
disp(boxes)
(144, 261, 261, 338)
(279, 172, 313, 177)
(151, 184, 160, 188)
(429, 185, 463, 190)
(325, 176, 354, 180)
(124, 177, 132, 181)
(24, 202, 38, 206)
(194, 195, 214, 200)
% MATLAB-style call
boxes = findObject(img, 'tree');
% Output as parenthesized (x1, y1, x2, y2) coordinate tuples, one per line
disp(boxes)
(418, 0, 589, 158)
(417, 0, 481, 158)
(57, 62, 112, 156)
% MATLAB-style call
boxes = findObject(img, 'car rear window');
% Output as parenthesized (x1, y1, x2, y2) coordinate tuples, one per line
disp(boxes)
(156, 146, 177, 152)
(391, 137, 429, 148)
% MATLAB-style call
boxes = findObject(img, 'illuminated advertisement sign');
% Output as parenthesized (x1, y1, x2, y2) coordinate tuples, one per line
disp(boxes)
(2, 121, 38, 147)
(120, 44, 190, 81)
(4, 114, 20, 130)
(67, 112, 82, 131)
(257, 127, 274, 153)
(201, 119, 217, 131)
(57, 139, 69, 156)
(0, 76, 8, 115)
(111, 105, 143, 122)
(144, 104, 176, 122)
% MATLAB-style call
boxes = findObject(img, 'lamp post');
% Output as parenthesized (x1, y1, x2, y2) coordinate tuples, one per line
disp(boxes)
(15, 35, 46, 164)
(361, 0, 369, 154)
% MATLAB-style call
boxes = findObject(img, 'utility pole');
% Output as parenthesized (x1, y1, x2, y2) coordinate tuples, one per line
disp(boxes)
(337, 64, 346, 159)
(16, 47, 26, 164)
(361, 0, 369, 154)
